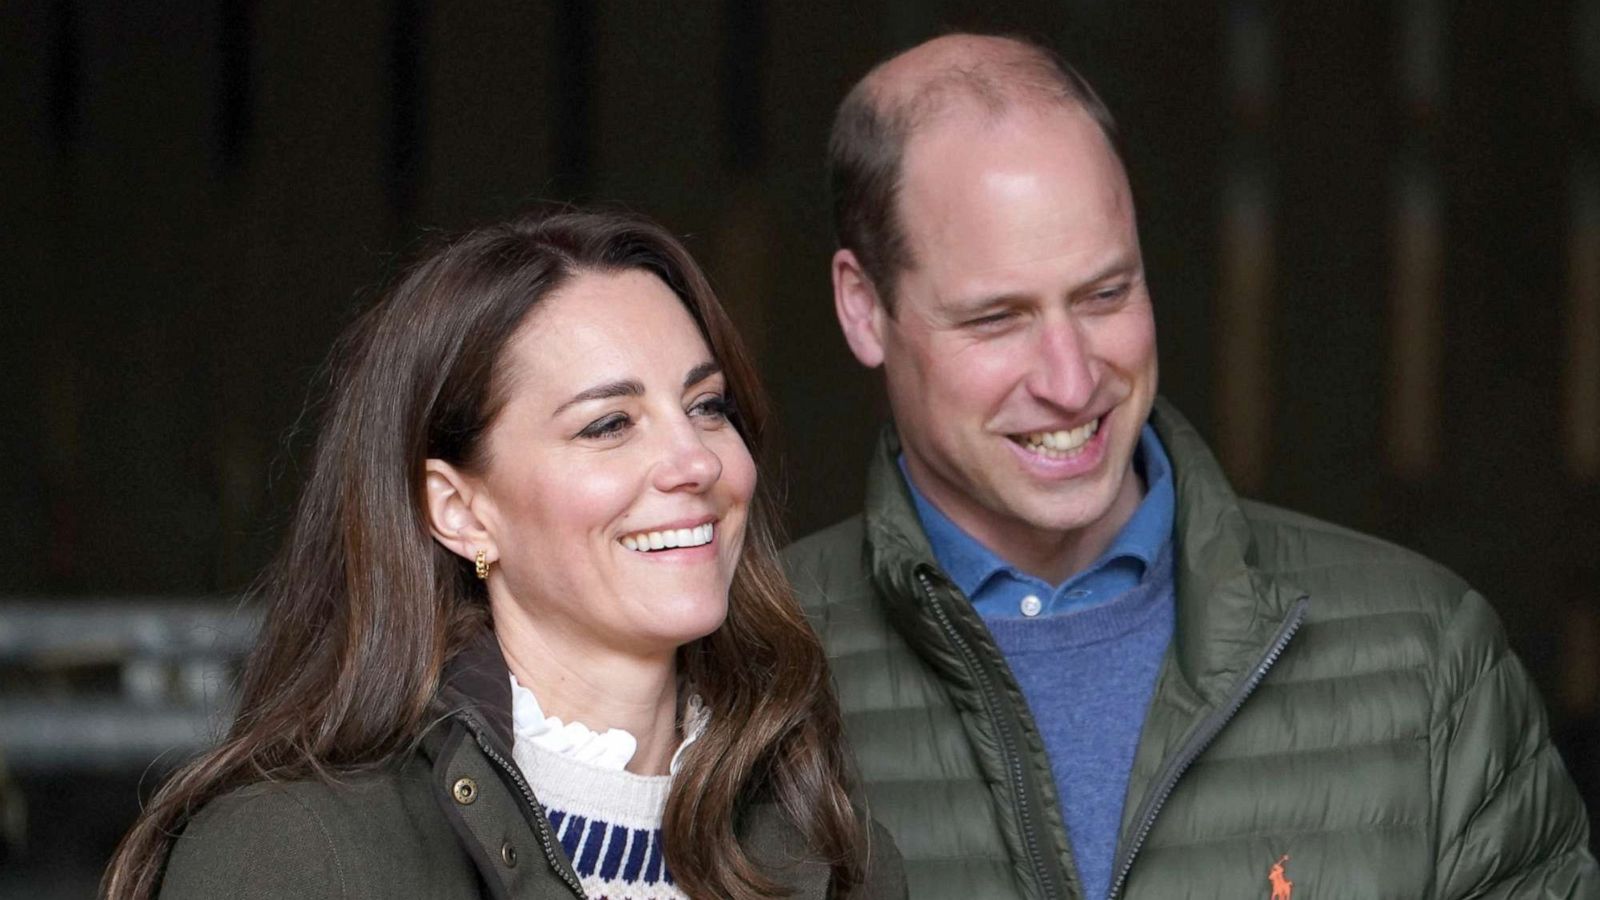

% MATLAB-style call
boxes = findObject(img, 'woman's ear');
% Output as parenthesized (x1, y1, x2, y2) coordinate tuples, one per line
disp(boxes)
(423, 459, 496, 565)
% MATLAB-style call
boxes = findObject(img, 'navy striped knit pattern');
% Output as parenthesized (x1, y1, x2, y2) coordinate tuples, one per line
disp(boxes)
(546, 808, 677, 898)
(514, 737, 685, 899)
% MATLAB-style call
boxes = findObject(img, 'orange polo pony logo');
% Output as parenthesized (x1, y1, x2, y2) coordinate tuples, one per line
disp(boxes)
(1268, 854, 1293, 900)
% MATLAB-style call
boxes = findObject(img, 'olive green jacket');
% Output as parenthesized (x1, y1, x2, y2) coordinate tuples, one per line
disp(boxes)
(159, 634, 906, 899)
(783, 400, 1596, 900)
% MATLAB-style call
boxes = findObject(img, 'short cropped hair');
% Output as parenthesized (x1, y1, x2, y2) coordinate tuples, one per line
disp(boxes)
(826, 35, 1120, 312)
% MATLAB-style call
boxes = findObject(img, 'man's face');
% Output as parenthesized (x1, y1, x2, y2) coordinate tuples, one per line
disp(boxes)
(850, 103, 1158, 577)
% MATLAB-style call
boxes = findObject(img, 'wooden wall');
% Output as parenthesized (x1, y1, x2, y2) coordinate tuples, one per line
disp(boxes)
(1, 0, 1596, 887)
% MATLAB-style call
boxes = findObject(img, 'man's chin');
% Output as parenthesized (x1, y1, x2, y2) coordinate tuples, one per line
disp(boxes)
(992, 474, 1124, 537)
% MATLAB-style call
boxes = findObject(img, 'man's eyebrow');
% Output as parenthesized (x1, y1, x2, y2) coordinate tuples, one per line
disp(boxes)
(947, 255, 1143, 313)
(683, 361, 721, 389)
(945, 291, 1028, 315)
(1076, 254, 1141, 288)
(552, 379, 644, 417)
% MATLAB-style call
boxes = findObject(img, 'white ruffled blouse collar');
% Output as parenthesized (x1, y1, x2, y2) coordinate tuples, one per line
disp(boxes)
(509, 674, 708, 775)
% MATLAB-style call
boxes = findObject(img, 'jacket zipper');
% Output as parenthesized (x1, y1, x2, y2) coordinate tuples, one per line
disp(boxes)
(1106, 594, 1311, 900)
(457, 713, 587, 899)
(918, 568, 1071, 900)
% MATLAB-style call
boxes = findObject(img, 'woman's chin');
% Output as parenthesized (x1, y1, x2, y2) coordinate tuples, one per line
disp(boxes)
(636, 595, 730, 654)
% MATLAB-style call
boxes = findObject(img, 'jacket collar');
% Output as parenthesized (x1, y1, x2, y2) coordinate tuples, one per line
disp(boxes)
(1148, 399, 1304, 706)
(435, 627, 516, 749)
(428, 629, 836, 899)
(860, 428, 967, 661)
(860, 398, 1304, 709)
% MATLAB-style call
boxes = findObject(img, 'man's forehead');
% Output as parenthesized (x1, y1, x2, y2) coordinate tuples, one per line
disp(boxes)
(891, 104, 1138, 304)
(897, 106, 1130, 229)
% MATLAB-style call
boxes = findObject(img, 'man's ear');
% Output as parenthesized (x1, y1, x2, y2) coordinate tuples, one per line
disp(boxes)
(423, 459, 495, 565)
(832, 248, 888, 368)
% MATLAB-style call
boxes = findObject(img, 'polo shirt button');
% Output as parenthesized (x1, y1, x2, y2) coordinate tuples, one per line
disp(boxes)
(1020, 594, 1043, 617)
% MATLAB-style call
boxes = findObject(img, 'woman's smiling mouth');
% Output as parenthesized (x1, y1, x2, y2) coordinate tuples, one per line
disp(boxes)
(619, 522, 715, 552)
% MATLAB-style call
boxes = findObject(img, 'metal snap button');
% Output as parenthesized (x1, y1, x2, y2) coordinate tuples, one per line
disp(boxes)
(501, 841, 518, 867)
(452, 777, 477, 805)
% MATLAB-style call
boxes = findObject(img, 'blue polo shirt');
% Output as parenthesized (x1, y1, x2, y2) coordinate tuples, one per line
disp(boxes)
(900, 425, 1175, 616)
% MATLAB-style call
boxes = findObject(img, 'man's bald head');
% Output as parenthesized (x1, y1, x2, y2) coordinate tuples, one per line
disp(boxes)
(828, 34, 1119, 311)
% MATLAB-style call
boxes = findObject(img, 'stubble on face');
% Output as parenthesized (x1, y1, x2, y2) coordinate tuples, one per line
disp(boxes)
(881, 101, 1158, 583)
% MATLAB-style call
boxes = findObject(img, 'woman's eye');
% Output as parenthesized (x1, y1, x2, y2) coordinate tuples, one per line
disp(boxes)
(578, 413, 630, 439)
(689, 394, 731, 422)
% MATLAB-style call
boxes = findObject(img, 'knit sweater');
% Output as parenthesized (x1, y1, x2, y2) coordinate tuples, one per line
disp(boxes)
(519, 741, 682, 899)
(982, 542, 1175, 900)
(508, 677, 707, 900)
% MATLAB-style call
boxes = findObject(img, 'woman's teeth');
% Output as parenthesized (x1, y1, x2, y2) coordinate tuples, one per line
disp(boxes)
(1015, 419, 1099, 458)
(620, 523, 714, 552)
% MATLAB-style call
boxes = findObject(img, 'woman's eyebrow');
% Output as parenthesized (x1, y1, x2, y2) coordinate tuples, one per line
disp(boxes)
(683, 361, 721, 389)
(551, 362, 721, 418)
(552, 378, 644, 417)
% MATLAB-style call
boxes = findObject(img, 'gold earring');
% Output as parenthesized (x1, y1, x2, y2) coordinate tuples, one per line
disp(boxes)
(474, 549, 489, 580)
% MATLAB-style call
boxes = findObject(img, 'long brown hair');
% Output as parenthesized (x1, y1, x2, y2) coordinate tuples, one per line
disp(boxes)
(103, 209, 864, 898)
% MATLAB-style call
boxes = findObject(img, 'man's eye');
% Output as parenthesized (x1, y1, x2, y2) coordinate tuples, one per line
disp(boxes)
(1090, 284, 1130, 303)
(578, 414, 630, 439)
(966, 311, 1014, 329)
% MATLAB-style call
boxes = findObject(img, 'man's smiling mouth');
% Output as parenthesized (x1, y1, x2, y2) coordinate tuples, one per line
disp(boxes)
(1009, 417, 1100, 459)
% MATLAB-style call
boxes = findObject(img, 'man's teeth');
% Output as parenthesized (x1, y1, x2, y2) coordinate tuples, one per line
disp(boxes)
(620, 523, 714, 552)
(1016, 419, 1100, 458)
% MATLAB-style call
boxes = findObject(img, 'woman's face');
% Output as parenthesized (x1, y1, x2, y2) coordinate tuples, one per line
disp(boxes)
(471, 269, 756, 659)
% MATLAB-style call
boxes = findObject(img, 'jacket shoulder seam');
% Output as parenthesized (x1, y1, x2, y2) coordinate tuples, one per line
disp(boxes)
(293, 791, 350, 900)
(246, 782, 352, 900)
(1441, 638, 1510, 723)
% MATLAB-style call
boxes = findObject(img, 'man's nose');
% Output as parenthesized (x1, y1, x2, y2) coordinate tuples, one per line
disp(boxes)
(652, 420, 723, 493)
(1025, 316, 1095, 409)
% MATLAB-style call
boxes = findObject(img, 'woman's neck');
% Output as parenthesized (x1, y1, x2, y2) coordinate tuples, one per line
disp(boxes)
(492, 611, 680, 776)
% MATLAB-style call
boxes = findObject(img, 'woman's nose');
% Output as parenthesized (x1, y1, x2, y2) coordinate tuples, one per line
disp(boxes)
(652, 424, 723, 493)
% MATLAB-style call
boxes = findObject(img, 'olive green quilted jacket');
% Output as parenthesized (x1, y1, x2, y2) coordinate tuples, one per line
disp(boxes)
(159, 632, 906, 899)
(783, 400, 1597, 900)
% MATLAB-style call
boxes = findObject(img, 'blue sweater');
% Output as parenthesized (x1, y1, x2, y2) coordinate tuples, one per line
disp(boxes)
(983, 547, 1174, 900)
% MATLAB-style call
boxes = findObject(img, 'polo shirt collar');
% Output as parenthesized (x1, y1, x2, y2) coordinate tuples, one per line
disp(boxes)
(899, 424, 1174, 599)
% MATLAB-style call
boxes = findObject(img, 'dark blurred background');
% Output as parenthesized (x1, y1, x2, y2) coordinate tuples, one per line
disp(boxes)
(2, 1, 1597, 896)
